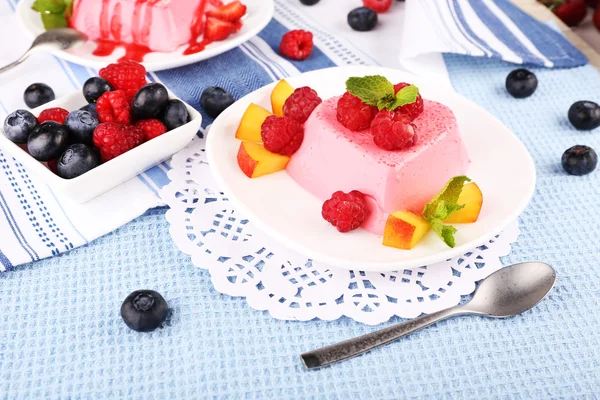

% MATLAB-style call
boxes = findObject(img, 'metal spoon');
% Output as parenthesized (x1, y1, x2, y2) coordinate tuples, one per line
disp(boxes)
(301, 262, 556, 369)
(0, 28, 87, 75)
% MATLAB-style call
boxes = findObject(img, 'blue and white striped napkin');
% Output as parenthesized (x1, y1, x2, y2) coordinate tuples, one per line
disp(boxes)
(401, 0, 587, 68)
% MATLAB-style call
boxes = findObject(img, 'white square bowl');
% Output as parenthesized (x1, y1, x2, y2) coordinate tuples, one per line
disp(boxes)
(0, 90, 201, 203)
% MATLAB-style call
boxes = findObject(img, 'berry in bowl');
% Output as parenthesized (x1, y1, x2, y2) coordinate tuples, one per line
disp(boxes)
(0, 61, 201, 203)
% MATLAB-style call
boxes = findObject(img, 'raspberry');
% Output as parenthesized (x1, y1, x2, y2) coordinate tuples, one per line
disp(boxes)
(393, 82, 424, 121)
(96, 90, 131, 125)
(260, 115, 304, 156)
(322, 190, 370, 233)
(93, 123, 144, 162)
(283, 87, 322, 124)
(38, 107, 69, 124)
(99, 60, 147, 100)
(363, 0, 392, 13)
(279, 30, 314, 61)
(371, 110, 417, 151)
(135, 119, 168, 141)
(336, 91, 378, 131)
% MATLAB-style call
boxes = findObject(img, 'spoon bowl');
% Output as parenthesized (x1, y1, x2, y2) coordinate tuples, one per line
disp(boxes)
(301, 261, 556, 369)
(465, 262, 556, 317)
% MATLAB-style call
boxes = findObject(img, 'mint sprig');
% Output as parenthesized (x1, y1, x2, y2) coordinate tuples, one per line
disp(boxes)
(422, 176, 471, 248)
(32, 0, 73, 30)
(345, 75, 419, 111)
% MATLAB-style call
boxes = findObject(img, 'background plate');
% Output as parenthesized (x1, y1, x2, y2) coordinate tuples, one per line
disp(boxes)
(206, 66, 536, 271)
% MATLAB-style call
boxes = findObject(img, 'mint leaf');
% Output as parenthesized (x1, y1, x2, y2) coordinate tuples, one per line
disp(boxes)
(422, 176, 471, 248)
(345, 75, 394, 107)
(429, 219, 458, 248)
(40, 12, 68, 29)
(376, 94, 396, 111)
(388, 85, 419, 110)
(32, 0, 66, 13)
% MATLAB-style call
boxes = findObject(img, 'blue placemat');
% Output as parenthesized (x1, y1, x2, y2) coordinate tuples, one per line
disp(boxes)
(3, 57, 600, 398)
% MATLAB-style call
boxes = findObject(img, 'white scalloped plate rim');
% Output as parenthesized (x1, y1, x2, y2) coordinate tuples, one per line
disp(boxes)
(16, 0, 273, 72)
(206, 66, 536, 272)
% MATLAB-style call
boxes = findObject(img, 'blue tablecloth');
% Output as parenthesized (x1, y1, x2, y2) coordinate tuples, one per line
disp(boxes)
(3, 7, 600, 400)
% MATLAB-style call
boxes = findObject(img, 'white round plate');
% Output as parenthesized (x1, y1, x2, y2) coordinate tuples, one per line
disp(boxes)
(206, 66, 536, 272)
(16, 0, 273, 72)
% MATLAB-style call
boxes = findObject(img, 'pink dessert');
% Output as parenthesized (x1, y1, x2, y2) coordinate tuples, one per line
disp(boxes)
(286, 96, 470, 235)
(68, 0, 236, 61)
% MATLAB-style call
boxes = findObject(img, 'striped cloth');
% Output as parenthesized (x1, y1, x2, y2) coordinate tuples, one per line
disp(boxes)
(0, 0, 376, 270)
(401, 0, 587, 68)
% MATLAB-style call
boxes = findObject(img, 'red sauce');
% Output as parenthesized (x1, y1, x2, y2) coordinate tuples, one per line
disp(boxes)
(119, 44, 152, 62)
(183, 0, 210, 55)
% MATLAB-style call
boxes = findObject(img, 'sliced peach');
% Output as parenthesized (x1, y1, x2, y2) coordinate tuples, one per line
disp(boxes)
(443, 182, 483, 224)
(382, 211, 431, 250)
(237, 141, 290, 178)
(235, 103, 272, 142)
(271, 79, 294, 117)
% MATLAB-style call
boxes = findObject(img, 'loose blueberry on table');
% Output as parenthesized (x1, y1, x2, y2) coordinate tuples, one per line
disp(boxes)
(568, 100, 600, 131)
(562, 145, 597, 176)
(200, 86, 235, 118)
(299, 0, 320, 5)
(505, 69, 538, 98)
(23, 83, 55, 108)
(348, 7, 378, 32)
(121, 290, 169, 332)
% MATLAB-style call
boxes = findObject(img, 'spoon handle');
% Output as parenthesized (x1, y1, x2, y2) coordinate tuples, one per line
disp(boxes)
(0, 50, 31, 75)
(301, 306, 466, 369)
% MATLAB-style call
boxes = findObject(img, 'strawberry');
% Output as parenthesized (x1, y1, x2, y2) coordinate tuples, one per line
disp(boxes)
(207, 1, 247, 22)
(204, 16, 235, 41)
(540, 0, 588, 26)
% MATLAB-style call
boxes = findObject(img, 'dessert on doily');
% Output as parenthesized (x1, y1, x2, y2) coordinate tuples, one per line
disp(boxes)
(234, 75, 484, 250)
(31, 0, 247, 61)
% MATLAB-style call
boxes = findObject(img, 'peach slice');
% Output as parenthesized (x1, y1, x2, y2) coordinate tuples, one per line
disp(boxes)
(443, 182, 483, 224)
(382, 211, 431, 250)
(237, 141, 290, 178)
(235, 103, 272, 142)
(271, 79, 294, 117)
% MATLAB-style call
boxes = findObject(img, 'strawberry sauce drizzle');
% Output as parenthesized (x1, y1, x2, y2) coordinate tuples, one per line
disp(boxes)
(183, 0, 212, 56)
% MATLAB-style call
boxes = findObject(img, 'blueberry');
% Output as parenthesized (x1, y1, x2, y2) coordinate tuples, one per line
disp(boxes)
(27, 121, 69, 161)
(568, 101, 600, 131)
(300, 0, 319, 4)
(80, 103, 98, 118)
(132, 83, 169, 120)
(505, 69, 538, 99)
(57, 144, 101, 179)
(200, 86, 235, 118)
(121, 290, 169, 332)
(24, 83, 55, 108)
(83, 77, 113, 103)
(64, 110, 99, 145)
(161, 99, 190, 130)
(348, 7, 378, 32)
(562, 145, 597, 176)
(3, 109, 38, 144)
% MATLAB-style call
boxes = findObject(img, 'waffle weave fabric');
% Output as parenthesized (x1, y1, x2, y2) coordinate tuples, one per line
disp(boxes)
(2, 57, 600, 398)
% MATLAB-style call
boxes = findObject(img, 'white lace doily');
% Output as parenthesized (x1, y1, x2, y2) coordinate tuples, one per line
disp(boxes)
(160, 132, 520, 325)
